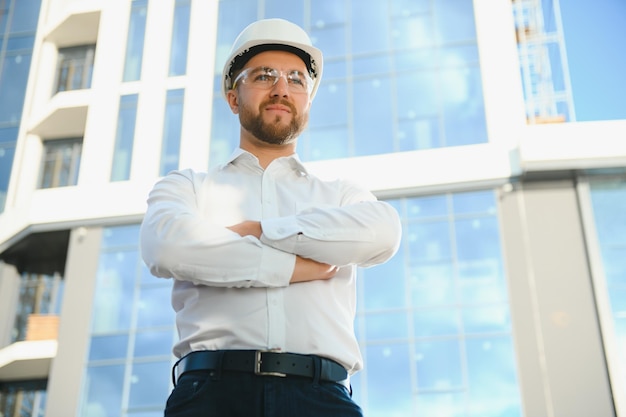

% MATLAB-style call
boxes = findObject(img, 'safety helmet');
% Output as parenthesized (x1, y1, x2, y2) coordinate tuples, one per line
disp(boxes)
(221, 18, 323, 100)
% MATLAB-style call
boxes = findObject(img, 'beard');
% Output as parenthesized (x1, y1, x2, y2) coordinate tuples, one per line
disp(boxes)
(239, 97, 308, 145)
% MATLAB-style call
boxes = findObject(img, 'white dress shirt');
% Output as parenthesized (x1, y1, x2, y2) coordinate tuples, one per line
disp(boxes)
(140, 149, 402, 374)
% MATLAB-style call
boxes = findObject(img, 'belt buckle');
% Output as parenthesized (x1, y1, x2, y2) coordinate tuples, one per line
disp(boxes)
(254, 350, 286, 377)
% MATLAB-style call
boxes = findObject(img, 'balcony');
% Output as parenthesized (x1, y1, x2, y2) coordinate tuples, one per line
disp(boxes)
(0, 314, 59, 382)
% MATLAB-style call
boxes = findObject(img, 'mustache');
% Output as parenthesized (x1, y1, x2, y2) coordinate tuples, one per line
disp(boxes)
(260, 97, 297, 114)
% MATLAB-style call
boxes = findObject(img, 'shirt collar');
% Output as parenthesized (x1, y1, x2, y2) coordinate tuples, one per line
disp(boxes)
(224, 148, 309, 176)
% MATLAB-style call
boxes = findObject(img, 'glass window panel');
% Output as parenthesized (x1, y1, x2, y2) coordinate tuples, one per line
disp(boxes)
(398, 117, 440, 151)
(214, 1, 256, 73)
(453, 190, 496, 215)
(92, 251, 138, 333)
(9, 0, 42, 32)
(38, 138, 82, 188)
(351, 54, 391, 77)
(462, 305, 511, 333)
(602, 247, 626, 286)
(310, 0, 346, 26)
(390, 0, 431, 16)
(111, 94, 139, 181)
(0, 52, 32, 124)
(102, 224, 141, 248)
(414, 307, 460, 337)
(0, 136, 16, 212)
(415, 339, 463, 390)
(441, 66, 487, 146)
(55, 45, 95, 92)
(160, 89, 184, 176)
(396, 71, 439, 120)
(407, 220, 451, 263)
(134, 330, 174, 357)
(410, 263, 456, 307)
(465, 336, 521, 416)
(365, 312, 408, 340)
(395, 48, 437, 72)
(264, 0, 304, 24)
(353, 77, 393, 156)
(309, 81, 348, 128)
(455, 217, 501, 262)
(7, 35, 35, 50)
(320, 58, 347, 80)
(364, 344, 413, 416)
(128, 361, 171, 408)
(136, 286, 175, 328)
(89, 334, 129, 361)
(169, 0, 191, 76)
(350, 1, 389, 54)
(123, 0, 148, 82)
(434, 0, 477, 43)
(406, 195, 447, 219)
(301, 125, 349, 161)
(391, 15, 434, 49)
(415, 392, 466, 417)
(82, 365, 125, 417)
(361, 250, 406, 310)
(310, 25, 346, 59)
(209, 96, 239, 167)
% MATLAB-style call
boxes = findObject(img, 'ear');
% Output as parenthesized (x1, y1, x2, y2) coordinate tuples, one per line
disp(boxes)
(227, 89, 240, 114)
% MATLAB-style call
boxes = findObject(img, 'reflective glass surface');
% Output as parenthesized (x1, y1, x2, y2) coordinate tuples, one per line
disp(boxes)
(169, 0, 191, 76)
(210, 0, 488, 166)
(160, 89, 185, 176)
(82, 225, 175, 417)
(111, 94, 139, 181)
(123, 0, 148, 82)
(355, 191, 521, 416)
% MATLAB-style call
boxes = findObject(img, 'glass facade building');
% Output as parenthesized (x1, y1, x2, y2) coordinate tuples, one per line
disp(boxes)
(0, 0, 624, 416)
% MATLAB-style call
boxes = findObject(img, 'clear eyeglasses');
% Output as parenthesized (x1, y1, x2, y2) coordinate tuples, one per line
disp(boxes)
(232, 66, 313, 95)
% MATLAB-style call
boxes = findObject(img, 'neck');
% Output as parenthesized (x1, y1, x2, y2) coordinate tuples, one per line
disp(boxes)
(240, 131, 297, 169)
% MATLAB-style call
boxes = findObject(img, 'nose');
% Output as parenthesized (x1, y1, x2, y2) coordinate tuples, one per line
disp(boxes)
(270, 75, 290, 97)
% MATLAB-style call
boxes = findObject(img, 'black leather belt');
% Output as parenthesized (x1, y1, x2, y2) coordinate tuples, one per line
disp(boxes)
(174, 350, 348, 387)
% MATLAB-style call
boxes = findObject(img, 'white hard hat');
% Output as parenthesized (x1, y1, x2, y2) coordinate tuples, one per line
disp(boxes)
(221, 18, 323, 100)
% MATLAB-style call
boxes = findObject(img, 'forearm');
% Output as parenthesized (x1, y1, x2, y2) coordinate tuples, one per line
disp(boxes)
(260, 201, 402, 267)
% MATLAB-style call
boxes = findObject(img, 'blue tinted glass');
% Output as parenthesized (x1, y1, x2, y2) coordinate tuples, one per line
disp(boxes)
(264, 0, 304, 24)
(365, 312, 408, 340)
(0, 132, 16, 212)
(415, 339, 463, 389)
(92, 251, 138, 333)
(351, 54, 391, 77)
(102, 224, 141, 248)
(311, 25, 346, 59)
(353, 77, 394, 156)
(441, 66, 488, 146)
(134, 330, 174, 357)
(365, 344, 412, 415)
(391, 15, 434, 49)
(215, 1, 257, 71)
(465, 337, 521, 415)
(463, 305, 511, 333)
(351, 1, 388, 54)
(310, 0, 346, 26)
(410, 263, 456, 307)
(453, 190, 496, 214)
(398, 117, 440, 150)
(407, 195, 447, 218)
(414, 308, 460, 337)
(160, 89, 184, 176)
(169, 0, 190, 76)
(209, 97, 239, 167)
(7, 35, 35, 50)
(128, 361, 171, 408)
(111, 94, 139, 181)
(136, 286, 175, 328)
(434, 0, 477, 43)
(82, 365, 125, 416)
(89, 335, 129, 361)
(407, 220, 451, 262)
(301, 126, 349, 161)
(309, 80, 348, 128)
(455, 217, 501, 261)
(9, 0, 42, 32)
(361, 250, 406, 310)
(0, 53, 32, 124)
(396, 71, 439, 120)
(123, 0, 148, 82)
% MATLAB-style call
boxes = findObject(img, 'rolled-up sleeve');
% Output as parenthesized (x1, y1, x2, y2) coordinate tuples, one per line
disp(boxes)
(140, 170, 294, 288)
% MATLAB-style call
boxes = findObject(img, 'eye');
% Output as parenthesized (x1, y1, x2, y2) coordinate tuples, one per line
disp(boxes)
(253, 68, 276, 83)
(287, 71, 306, 86)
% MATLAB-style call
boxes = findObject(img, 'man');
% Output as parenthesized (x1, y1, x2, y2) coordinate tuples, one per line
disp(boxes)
(140, 18, 402, 417)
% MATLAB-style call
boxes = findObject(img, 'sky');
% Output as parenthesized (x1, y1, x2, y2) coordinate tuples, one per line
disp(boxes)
(559, 0, 626, 121)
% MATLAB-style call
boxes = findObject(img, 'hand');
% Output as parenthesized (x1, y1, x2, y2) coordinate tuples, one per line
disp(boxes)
(290, 256, 338, 283)
(227, 221, 262, 239)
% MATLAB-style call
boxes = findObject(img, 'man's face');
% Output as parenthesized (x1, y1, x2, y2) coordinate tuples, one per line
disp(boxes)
(228, 50, 312, 146)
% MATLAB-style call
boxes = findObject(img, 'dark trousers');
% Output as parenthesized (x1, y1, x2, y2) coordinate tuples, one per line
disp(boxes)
(164, 370, 363, 417)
